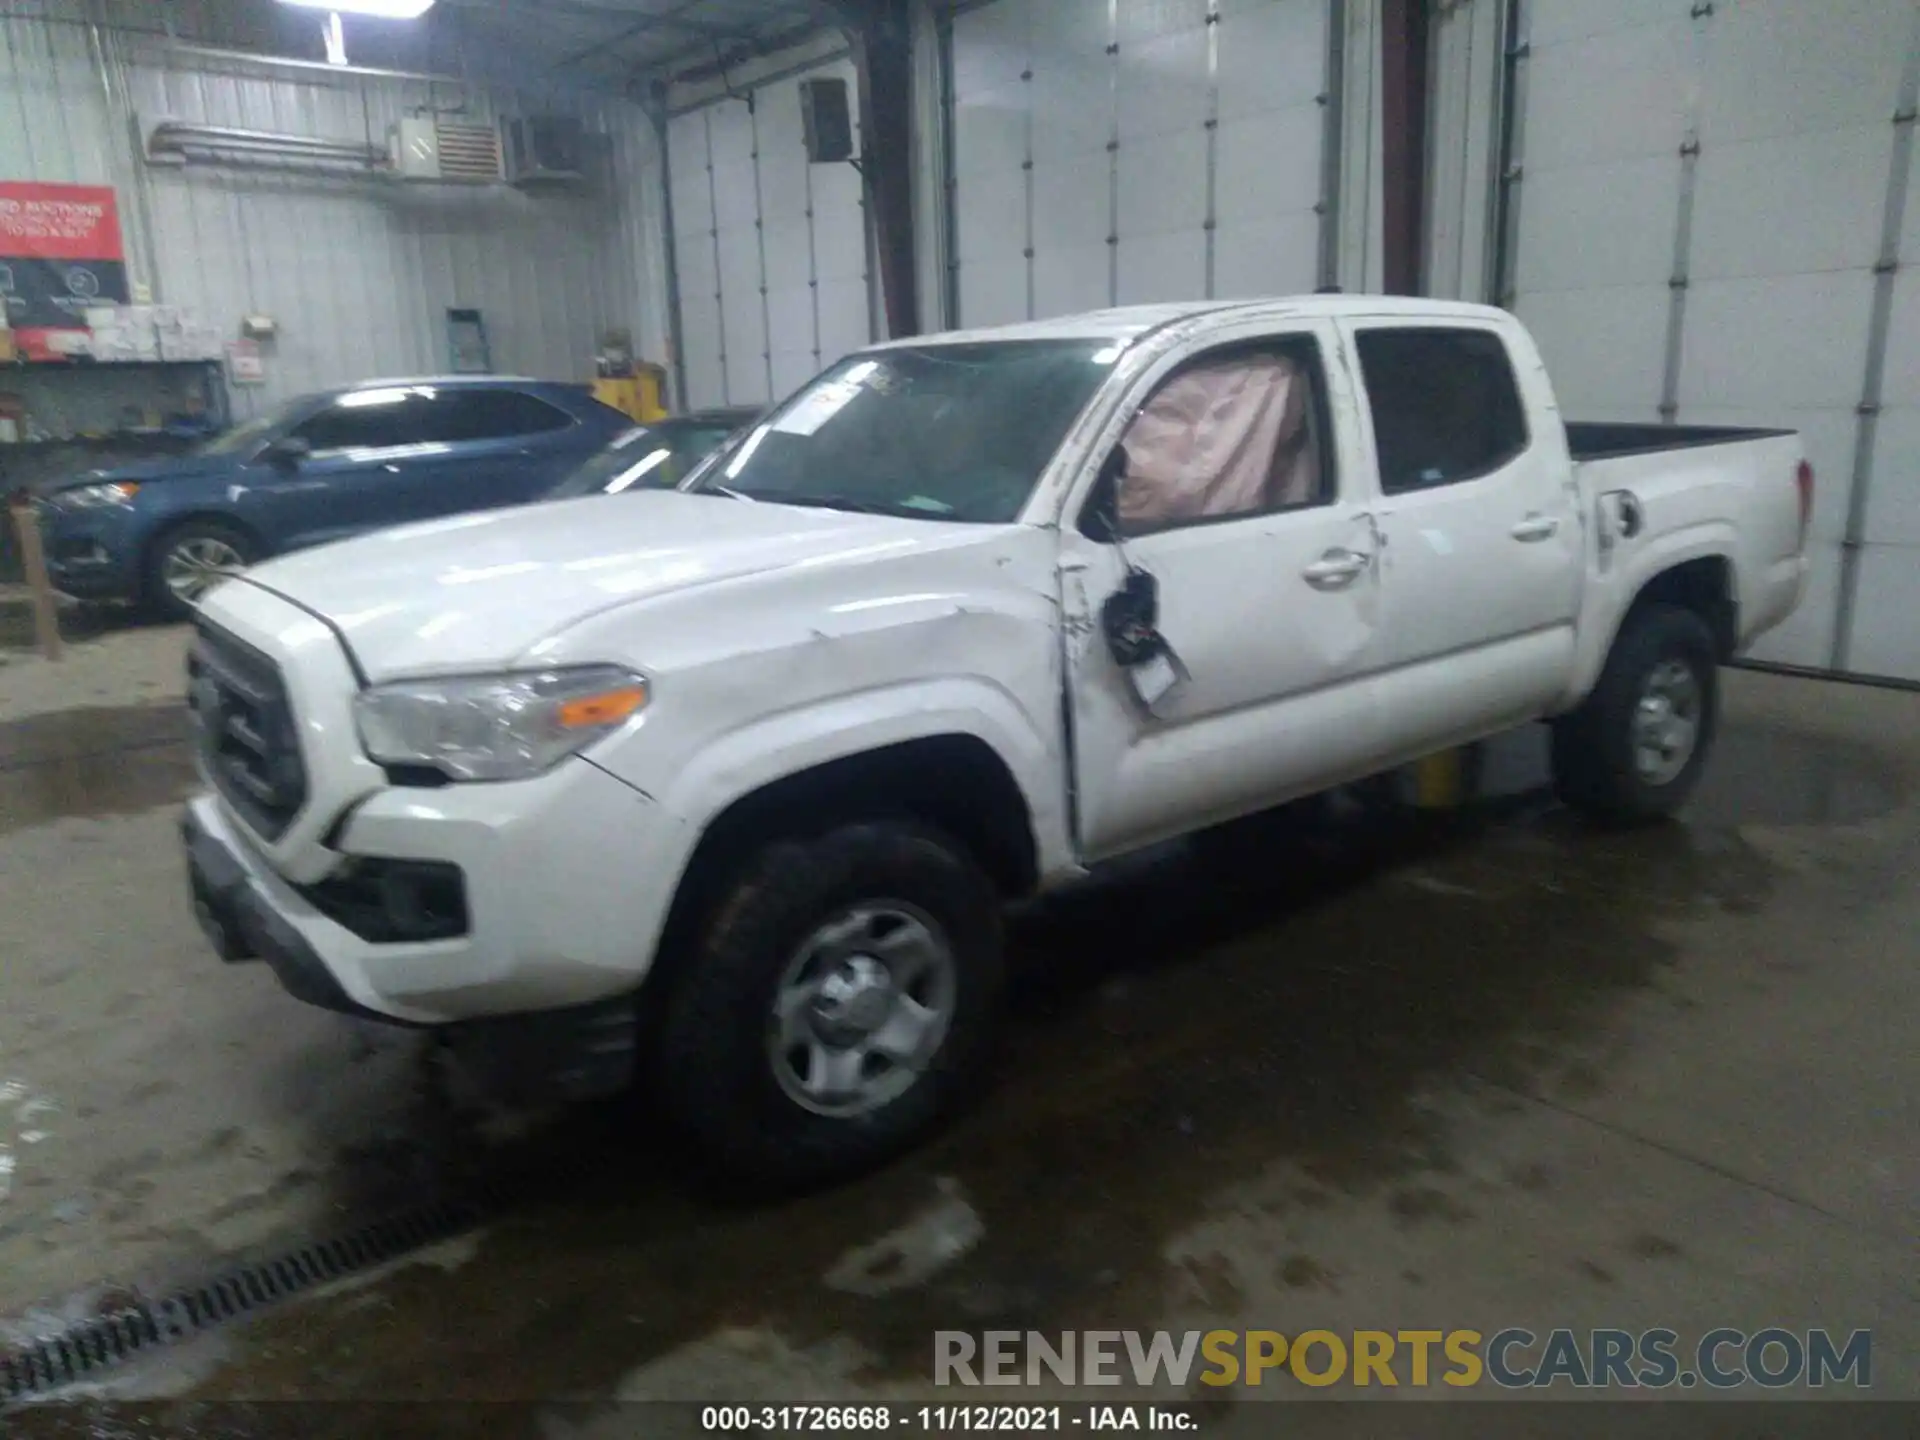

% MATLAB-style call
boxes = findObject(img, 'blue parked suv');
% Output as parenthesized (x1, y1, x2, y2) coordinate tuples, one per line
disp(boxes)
(37, 376, 630, 619)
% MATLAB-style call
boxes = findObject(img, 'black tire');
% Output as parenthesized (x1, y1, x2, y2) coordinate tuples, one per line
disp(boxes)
(1551, 602, 1718, 824)
(143, 518, 259, 622)
(654, 821, 1004, 1188)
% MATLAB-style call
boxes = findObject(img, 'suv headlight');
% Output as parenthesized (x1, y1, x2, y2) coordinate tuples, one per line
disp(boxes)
(55, 481, 141, 509)
(353, 666, 648, 782)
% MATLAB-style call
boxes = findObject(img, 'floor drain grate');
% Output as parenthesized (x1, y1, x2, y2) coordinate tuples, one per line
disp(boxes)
(0, 1191, 491, 1403)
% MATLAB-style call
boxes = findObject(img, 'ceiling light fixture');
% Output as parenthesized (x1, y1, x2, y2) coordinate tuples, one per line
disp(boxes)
(323, 11, 348, 64)
(277, 0, 436, 19)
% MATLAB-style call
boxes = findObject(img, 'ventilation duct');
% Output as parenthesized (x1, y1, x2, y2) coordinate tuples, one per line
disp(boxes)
(146, 120, 386, 170)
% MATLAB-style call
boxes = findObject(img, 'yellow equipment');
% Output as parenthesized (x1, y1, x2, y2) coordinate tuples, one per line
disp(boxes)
(592, 362, 670, 425)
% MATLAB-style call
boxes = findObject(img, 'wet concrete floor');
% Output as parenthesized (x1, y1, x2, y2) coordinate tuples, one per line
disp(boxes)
(0, 666, 1914, 1430)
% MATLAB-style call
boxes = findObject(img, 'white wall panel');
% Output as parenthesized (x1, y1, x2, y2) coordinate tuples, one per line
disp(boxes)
(0, 11, 665, 417)
(948, 0, 1335, 326)
(1028, 0, 1114, 319)
(1424, 0, 1502, 300)
(951, 0, 1034, 327)
(1506, 4, 1692, 425)
(1857, 131, 1920, 682)
(1501, 0, 1920, 678)
(666, 55, 868, 412)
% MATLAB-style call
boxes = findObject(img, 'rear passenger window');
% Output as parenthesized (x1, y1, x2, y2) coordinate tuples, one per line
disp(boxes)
(1355, 328, 1529, 494)
(438, 391, 575, 443)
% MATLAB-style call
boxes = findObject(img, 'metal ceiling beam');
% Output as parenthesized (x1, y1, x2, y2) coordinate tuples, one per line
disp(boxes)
(657, 17, 836, 84)
(546, 0, 722, 72)
(441, 0, 787, 45)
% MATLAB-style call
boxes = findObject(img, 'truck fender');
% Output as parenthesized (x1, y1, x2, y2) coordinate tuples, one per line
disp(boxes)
(651, 674, 1073, 882)
(1562, 523, 1738, 709)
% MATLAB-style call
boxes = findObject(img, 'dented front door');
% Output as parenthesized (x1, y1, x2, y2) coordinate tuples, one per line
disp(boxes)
(1057, 320, 1388, 861)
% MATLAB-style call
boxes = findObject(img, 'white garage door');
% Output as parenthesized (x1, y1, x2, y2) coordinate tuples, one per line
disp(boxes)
(1504, 0, 1920, 681)
(669, 59, 872, 412)
(948, 0, 1334, 328)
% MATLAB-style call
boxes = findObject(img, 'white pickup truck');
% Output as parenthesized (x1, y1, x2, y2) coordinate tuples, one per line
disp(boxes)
(181, 297, 1810, 1183)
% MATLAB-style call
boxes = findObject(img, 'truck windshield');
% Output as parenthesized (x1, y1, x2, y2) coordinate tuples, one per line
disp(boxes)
(688, 341, 1116, 523)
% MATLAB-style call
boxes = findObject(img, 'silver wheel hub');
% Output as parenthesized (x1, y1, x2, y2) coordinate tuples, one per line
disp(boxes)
(164, 536, 246, 603)
(1632, 658, 1701, 786)
(769, 903, 957, 1119)
(812, 956, 897, 1043)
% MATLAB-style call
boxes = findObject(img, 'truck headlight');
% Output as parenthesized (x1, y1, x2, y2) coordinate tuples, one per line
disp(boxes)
(353, 666, 649, 782)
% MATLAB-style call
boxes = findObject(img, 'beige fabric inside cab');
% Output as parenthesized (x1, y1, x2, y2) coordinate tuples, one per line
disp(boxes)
(1117, 352, 1319, 529)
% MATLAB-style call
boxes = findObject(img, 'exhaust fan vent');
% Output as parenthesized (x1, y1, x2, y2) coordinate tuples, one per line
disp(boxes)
(388, 118, 502, 184)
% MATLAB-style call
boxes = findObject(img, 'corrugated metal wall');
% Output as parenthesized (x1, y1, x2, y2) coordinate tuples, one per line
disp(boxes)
(668, 56, 873, 413)
(944, 0, 1346, 329)
(1479, 0, 1920, 683)
(0, 4, 664, 416)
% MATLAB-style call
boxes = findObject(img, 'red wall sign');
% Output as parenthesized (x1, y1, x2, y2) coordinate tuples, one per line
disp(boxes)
(0, 182, 131, 361)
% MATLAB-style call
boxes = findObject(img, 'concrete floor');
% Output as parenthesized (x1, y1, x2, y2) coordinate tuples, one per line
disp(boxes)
(0, 605, 1915, 1430)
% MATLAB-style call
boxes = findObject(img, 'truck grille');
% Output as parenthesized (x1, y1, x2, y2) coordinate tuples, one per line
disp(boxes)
(187, 622, 308, 840)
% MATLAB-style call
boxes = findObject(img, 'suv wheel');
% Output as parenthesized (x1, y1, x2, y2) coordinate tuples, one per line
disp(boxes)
(147, 520, 258, 621)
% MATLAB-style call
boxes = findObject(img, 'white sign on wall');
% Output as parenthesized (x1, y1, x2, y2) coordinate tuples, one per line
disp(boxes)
(226, 338, 265, 385)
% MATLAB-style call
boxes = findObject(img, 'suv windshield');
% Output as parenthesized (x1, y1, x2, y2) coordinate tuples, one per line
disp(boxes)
(548, 419, 743, 499)
(193, 396, 314, 458)
(689, 341, 1116, 523)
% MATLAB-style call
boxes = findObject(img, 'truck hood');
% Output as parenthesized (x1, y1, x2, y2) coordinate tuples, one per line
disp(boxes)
(234, 492, 978, 681)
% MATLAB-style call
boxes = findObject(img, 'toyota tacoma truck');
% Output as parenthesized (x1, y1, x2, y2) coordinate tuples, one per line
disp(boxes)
(181, 297, 1811, 1184)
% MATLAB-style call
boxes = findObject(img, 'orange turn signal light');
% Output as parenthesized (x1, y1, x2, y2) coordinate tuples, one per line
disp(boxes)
(556, 684, 648, 730)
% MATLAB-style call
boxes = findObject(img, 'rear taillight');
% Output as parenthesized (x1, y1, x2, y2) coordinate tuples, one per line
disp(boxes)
(1795, 459, 1814, 550)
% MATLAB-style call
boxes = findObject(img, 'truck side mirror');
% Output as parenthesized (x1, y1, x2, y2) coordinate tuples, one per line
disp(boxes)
(1081, 444, 1129, 542)
(1101, 566, 1162, 668)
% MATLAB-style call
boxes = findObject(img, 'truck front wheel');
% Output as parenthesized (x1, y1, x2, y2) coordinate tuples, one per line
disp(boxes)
(655, 820, 1005, 1187)
(1551, 602, 1719, 824)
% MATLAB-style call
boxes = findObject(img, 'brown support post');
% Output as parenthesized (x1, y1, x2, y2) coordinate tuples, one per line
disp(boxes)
(841, 0, 921, 338)
(8, 492, 63, 662)
(1380, 0, 1432, 295)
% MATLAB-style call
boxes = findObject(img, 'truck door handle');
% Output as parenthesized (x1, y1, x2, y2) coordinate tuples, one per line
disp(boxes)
(1302, 549, 1370, 589)
(1511, 514, 1560, 542)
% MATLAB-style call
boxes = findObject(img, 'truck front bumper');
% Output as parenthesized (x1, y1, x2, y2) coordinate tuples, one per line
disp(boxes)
(183, 798, 409, 1026)
(181, 752, 689, 1096)
(183, 793, 655, 1102)
(37, 503, 142, 601)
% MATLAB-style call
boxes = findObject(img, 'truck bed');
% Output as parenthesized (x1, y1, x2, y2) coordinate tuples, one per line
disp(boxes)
(1565, 421, 1796, 461)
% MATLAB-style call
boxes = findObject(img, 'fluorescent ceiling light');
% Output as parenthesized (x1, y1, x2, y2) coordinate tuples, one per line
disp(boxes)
(278, 0, 436, 19)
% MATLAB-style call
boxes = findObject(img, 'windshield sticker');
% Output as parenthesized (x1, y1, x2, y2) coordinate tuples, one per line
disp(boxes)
(774, 379, 863, 437)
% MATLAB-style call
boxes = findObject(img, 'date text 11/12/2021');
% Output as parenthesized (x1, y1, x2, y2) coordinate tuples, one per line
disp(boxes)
(700, 1405, 1196, 1432)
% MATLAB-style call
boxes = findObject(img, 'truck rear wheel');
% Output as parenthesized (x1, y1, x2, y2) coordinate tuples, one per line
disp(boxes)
(1551, 602, 1718, 824)
(654, 820, 1004, 1187)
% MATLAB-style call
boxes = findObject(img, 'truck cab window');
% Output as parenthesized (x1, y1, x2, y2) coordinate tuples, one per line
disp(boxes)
(1114, 344, 1328, 534)
(1355, 328, 1529, 493)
